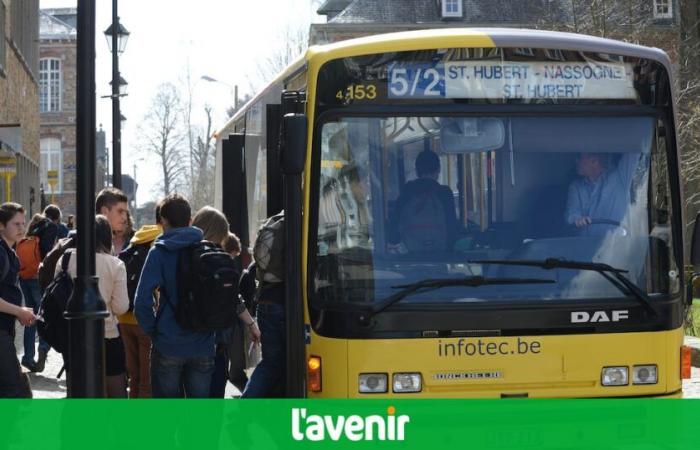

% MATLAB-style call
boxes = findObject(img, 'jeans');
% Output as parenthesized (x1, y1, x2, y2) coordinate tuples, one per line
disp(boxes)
(150, 350, 214, 398)
(242, 303, 285, 398)
(20, 279, 50, 364)
(0, 329, 32, 398)
(209, 344, 229, 398)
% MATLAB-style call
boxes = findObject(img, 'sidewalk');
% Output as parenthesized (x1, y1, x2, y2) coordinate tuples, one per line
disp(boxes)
(15, 322, 241, 398)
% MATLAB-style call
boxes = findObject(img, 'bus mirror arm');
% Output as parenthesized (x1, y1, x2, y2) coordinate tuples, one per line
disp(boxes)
(281, 114, 307, 175)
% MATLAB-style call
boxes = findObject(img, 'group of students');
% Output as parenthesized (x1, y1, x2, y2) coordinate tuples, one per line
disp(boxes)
(0, 187, 287, 398)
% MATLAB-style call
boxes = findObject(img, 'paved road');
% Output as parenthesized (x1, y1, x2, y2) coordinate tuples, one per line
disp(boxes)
(15, 324, 700, 398)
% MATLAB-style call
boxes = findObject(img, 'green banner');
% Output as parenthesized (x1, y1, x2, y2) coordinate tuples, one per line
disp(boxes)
(0, 399, 696, 449)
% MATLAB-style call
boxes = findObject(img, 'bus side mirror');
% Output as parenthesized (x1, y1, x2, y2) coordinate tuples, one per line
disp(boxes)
(281, 114, 307, 175)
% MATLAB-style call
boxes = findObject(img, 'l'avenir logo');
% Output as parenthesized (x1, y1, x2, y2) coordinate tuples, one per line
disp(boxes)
(291, 406, 410, 441)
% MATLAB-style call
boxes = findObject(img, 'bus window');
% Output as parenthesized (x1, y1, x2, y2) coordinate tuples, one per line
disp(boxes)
(314, 115, 666, 305)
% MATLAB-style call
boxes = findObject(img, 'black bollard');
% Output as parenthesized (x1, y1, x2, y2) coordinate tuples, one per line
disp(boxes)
(66, 0, 109, 398)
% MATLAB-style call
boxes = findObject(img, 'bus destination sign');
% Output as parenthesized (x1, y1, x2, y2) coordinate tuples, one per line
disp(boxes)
(388, 61, 636, 100)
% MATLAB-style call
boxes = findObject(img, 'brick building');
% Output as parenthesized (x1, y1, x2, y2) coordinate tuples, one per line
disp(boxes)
(39, 8, 108, 217)
(0, 0, 40, 214)
(312, 0, 681, 61)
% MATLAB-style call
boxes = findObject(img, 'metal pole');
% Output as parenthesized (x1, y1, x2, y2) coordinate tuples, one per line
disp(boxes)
(66, 0, 109, 398)
(111, 0, 121, 189)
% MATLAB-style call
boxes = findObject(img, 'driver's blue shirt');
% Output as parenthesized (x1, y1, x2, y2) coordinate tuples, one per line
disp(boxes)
(565, 153, 642, 236)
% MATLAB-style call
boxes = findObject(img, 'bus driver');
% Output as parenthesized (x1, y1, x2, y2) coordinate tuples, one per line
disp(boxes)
(565, 152, 642, 236)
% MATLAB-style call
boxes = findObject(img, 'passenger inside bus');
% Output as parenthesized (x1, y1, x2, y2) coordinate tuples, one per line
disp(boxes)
(565, 151, 643, 236)
(387, 149, 461, 253)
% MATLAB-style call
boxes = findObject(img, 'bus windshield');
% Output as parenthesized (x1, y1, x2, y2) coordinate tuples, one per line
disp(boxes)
(312, 114, 678, 307)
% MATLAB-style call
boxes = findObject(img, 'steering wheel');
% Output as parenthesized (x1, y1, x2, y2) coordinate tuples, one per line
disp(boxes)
(583, 218, 629, 236)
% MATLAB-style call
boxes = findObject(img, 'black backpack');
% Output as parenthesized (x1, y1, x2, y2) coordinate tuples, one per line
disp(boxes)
(119, 242, 151, 312)
(37, 251, 73, 354)
(29, 218, 59, 259)
(399, 187, 448, 252)
(174, 240, 240, 331)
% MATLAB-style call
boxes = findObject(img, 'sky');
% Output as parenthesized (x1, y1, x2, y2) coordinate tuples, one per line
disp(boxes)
(39, 0, 324, 205)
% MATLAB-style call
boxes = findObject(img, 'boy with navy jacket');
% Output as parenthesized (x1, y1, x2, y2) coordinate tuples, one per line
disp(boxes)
(134, 194, 215, 398)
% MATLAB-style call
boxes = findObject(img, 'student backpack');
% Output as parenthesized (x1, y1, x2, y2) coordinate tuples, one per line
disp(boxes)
(38, 235, 76, 293)
(37, 251, 73, 354)
(252, 211, 285, 284)
(174, 240, 240, 331)
(119, 242, 152, 312)
(399, 188, 448, 252)
(17, 236, 42, 280)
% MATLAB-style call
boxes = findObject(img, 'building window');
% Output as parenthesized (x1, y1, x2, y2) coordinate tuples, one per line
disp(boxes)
(442, 0, 463, 18)
(653, 0, 672, 19)
(40, 137, 63, 193)
(39, 58, 62, 112)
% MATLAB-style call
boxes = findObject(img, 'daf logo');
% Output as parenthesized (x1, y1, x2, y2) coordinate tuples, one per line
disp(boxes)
(571, 310, 629, 323)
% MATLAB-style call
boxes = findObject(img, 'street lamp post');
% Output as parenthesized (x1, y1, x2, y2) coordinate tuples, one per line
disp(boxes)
(104, 0, 129, 189)
(68, 0, 109, 398)
(201, 75, 239, 109)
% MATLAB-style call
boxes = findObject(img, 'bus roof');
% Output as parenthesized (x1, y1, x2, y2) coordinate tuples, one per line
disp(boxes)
(216, 28, 672, 138)
(307, 28, 671, 66)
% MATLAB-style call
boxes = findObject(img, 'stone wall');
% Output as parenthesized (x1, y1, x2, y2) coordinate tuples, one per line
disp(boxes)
(0, 0, 40, 210)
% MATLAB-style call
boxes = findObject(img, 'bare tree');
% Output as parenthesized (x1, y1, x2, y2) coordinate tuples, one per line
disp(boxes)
(226, 92, 254, 119)
(138, 83, 187, 196)
(250, 22, 309, 90)
(189, 104, 216, 209)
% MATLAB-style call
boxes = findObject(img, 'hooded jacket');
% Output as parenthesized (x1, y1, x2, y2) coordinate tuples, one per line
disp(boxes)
(134, 226, 215, 358)
(117, 224, 162, 326)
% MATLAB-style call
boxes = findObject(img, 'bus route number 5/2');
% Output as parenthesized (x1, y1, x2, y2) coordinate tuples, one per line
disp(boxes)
(389, 65, 445, 98)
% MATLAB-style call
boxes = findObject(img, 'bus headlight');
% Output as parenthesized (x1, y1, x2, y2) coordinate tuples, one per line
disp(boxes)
(633, 365, 658, 385)
(393, 373, 422, 393)
(359, 373, 388, 393)
(601, 366, 628, 386)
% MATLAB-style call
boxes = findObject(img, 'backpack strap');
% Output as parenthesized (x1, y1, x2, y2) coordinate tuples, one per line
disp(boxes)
(0, 245, 9, 282)
(61, 250, 72, 273)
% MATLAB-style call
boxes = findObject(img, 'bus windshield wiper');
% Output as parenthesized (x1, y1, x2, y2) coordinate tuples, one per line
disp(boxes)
(368, 276, 556, 317)
(471, 258, 657, 317)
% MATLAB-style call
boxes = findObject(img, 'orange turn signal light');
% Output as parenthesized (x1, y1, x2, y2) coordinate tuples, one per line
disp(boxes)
(308, 356, 322, 392)
(681, 346, 692, 379)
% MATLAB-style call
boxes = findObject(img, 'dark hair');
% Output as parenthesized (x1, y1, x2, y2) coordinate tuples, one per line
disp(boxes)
(95, 188, 128, 214)
(415, 150, 440, 177)
(67, 215, 75, 229)
(155, 204, 161, 224)
(223, 232, 241, 254)
(26, 214, 45, 236)
(43, 204, 62, 222)
(95, 215, 113, 254)
(0, 202, 25, 225)
(158, 194, 191, 228)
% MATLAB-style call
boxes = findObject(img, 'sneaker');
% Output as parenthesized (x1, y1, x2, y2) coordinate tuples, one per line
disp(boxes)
(21, 360, 37, 372)
(35, 349, 48, 373)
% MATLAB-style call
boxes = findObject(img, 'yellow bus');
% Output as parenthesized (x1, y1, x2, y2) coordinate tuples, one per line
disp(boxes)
(215, 28, 691, 398)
